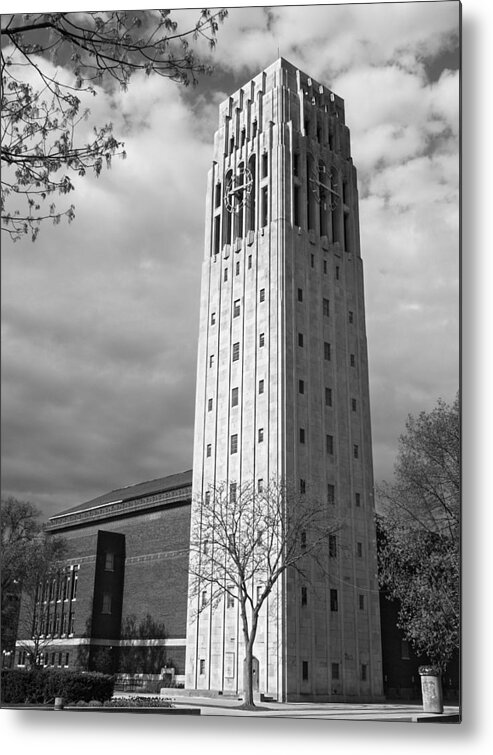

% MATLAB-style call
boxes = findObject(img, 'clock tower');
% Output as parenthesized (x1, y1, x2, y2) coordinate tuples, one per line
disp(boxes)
(185, 58, 383, 701)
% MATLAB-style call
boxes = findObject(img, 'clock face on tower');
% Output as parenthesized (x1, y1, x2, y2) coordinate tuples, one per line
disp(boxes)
(224, 167, 253, 213)
(309, 163, 340, 210)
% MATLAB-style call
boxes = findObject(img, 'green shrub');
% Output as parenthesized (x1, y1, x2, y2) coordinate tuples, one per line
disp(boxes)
(1, 669, 115, 704)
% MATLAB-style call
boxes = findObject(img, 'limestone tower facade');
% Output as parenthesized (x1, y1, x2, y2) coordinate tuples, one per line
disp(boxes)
(185, 58, 383, 701)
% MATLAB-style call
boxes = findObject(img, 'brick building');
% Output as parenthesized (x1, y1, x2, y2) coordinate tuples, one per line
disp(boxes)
(15, 471, 192, 678)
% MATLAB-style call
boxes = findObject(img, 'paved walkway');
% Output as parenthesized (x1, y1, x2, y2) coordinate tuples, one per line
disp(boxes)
(116, 692, 460, 722)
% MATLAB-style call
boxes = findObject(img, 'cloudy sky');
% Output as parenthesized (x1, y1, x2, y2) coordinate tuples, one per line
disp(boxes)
(1, 1, 460, 521)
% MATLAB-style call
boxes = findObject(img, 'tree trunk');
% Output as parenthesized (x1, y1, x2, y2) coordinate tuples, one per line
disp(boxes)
(243, 644, 254, 707)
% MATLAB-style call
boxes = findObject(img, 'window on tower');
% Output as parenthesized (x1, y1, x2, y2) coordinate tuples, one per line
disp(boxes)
(298, 333, 304, 347)
(261, 186, 268, 227)
(299, 379, 304, 394)
(327, 484, 335, 505)
(231, 387, 239, 407)
(299, 428, 305, 444)
(259, 333, 265, 348)
(330, 589, 338, 612)
(230, 434, 238, 454)
(233, 299, 240, 317)
(259, 288, 265, 302)
(324, 342, 331, 361)
(233, 342, 240, 362)
(258, 428, 264, 443)
(323, 298, 330, 317)
(259, 379, 264, 394)
(261, 152, 268, 178)
(329, 535, 337, 558)
(325, 387, 332, 406)
(326, 434, 334, 454)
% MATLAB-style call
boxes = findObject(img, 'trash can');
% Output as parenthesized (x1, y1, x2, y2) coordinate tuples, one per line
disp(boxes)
(419, 666, 443, 714)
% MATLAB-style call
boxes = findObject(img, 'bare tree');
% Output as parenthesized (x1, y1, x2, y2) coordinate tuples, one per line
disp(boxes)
(14, 535, 68, 667)
(188, 478, 340, 708)
(1, 9, 228, 241)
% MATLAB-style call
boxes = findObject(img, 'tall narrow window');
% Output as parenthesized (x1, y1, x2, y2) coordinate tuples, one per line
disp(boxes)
(354, 444, 359, 459)
(213, 214, 220, 255)
(233, 342, 240, 362)
(326, 434, 334, 455)
(357, 542, 363, 557)
(258, 428, 264, 443)
(224, 268, 228, 282)
(302, 661, 309, 681)
(359, 594, 365, 610)
(259, 333, 265, 348)
(355, 492, 361, 507)
(350, 353, 355, 367)
(261, 186, 268, 227)
(231, 387, 239, 407)
(348, 310, 354, 323)
(233, 299, 240, 317)
(259, 288, 265, 302)
(236, 260, 240, 276)
(301, 586, 307, 606)
(329, 535, 337, 558)
(230, 434, 238, 454)
(325, 387, 332, 406)
(206, 444, 212, 457)
(299, 379, 304, 394)
(331, 663, 340, 680)
(257, 478, 263, 493)
(211, 312, 216, 325)
(259, 379, 264, 394)
(252, 120, 257, 139)
(209, 354, 214, 368)
(102, 594, 112, 615)
(230, 483, 237, 502)
(324, 342, 331, 360)
(298, 288, 303, 302)
(293, 153, 299, 176)
(323, 298, 330, 317)
(248, 254, 252, 269)
(215, 182, 221, 208)
(306, 154, 315, 231)
(361, 664, 368, 682)
(261, 152, 268, 178)
(352, 398, 357, 411)
(300, 479, 306, 495)
(208, 398, 213, 412)
(327, 483, 335, 505)
(330, 589, 338, 612)
(294, 185, 300, 226)
(298, 333, 304, 347)
(247, 155, 256, 231)
(299, 428, 305, 444)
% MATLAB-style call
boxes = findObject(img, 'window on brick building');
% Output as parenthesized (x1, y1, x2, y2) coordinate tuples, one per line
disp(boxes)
(102, 594, 112, 615)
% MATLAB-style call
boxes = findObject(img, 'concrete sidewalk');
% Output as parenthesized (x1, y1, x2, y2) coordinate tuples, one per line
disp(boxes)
(116, 692, 460, 722)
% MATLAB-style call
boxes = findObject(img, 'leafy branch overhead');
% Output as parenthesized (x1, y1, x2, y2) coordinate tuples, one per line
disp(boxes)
(1, 9, 228, 241)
